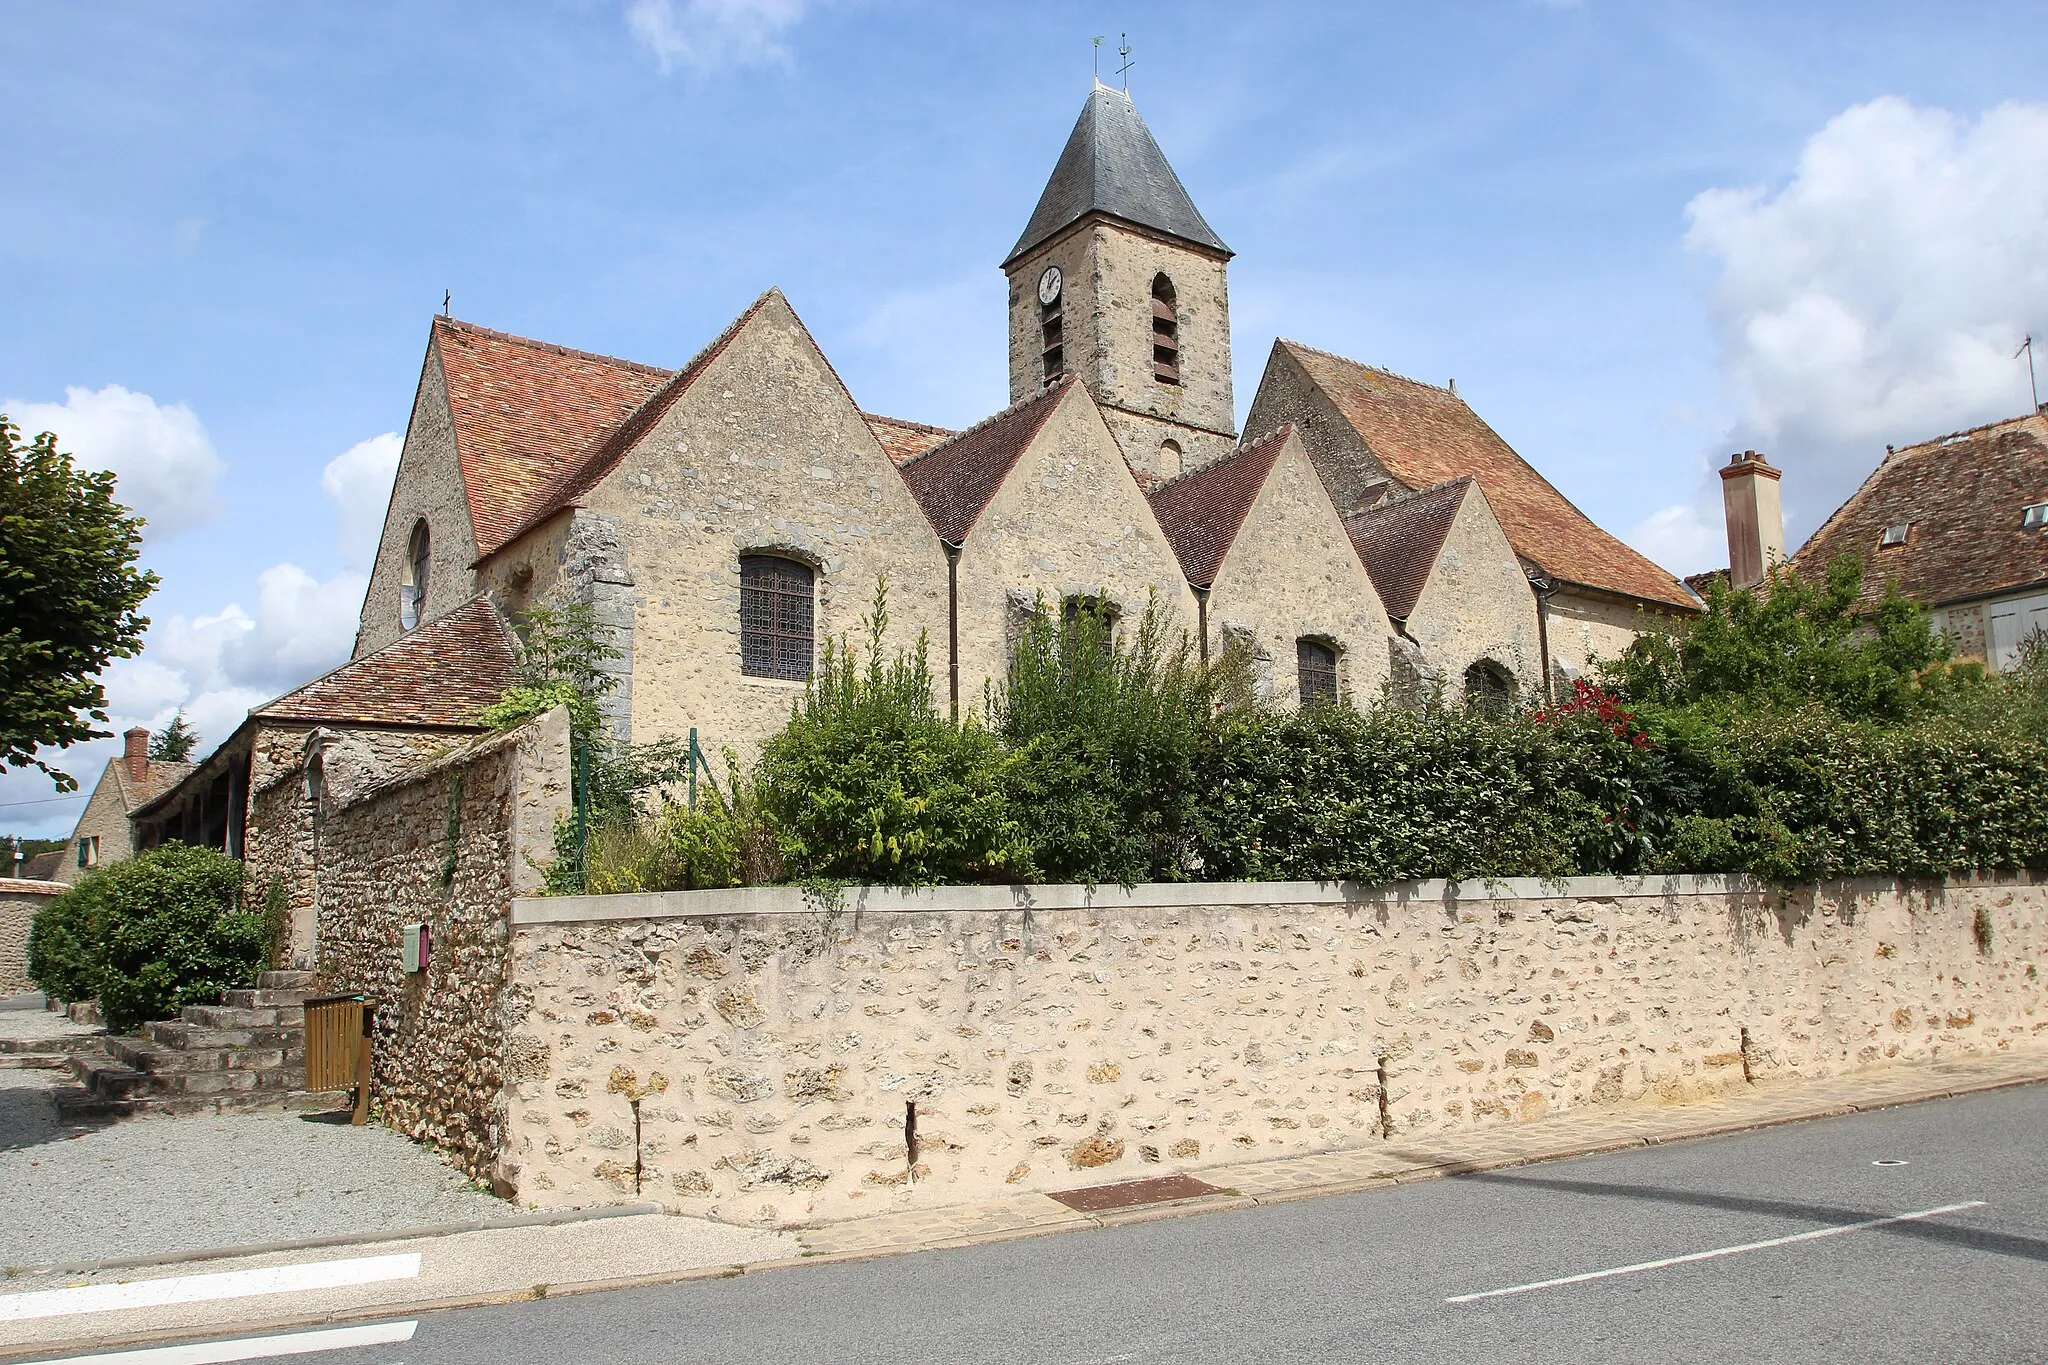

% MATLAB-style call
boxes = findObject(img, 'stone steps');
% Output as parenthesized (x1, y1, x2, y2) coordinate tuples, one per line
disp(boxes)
(58, 968, 349, 1120)
(0, 1036, 106, 1070)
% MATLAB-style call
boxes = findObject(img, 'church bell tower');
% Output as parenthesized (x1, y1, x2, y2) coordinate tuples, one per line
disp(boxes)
(1003, 83, 1236, 483)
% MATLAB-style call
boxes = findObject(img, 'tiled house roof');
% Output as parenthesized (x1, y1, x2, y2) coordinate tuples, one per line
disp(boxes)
(485, 292, 778, 555)
(899, 378, 1074, 543)
(20, 850, 62, 881)
(1277, 341, 1696, 611)
(1791, 412, 2048, 610)
(1145, 427, 1294, 587)
(864, 413, 957, 468)
(1344, 478, 1472, 621)
(255, 598, 516, 728)
(112, 758, 196, 812)
(433, 317, 671, 557)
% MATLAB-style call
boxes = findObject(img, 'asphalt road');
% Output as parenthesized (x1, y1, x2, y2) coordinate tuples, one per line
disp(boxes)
(69, 1084, 2048, 1363)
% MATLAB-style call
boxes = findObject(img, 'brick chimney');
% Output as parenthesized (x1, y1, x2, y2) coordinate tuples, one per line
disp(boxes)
(1720, 450, 1785, 591)
(124, 726, 150, 782)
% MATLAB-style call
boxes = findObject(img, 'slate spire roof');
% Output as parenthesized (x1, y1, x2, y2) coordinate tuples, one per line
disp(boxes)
(1005, 83, 1230, 267)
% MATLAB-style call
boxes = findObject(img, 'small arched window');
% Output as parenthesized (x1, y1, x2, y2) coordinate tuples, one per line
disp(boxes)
(400, 520, 430, 630)
(1465, 660, 1515, 718)
(1158, 439, 1184, 480)
(740, 555, 815, 681)
(1297, 638, 1339, 708)
(1151, 274, 1180, 385)
(1061, 594, 1118, 655)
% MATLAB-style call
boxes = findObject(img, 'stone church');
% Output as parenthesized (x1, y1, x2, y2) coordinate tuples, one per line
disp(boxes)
(134, 83, 1699, 898)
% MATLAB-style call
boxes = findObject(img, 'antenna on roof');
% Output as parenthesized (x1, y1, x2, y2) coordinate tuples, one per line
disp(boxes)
(1092, 35, 1105, 80)
(2018, 333, 2040, 411)
(1116, 33, 1134, 93)
(443, 289, 451, 318)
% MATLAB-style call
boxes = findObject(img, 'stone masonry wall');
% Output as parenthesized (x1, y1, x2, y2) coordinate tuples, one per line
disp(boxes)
(1205, 435, 1391, 705)
(1407, 483, 1542, 700)
(0, 879, 65, 993)
(1546, 590, 1666, 683)
(504, 874, 2048, 1227)
(310, 708, 570, 1189)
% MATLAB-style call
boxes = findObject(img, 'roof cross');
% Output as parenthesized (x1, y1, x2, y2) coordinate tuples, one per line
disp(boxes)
(1116, 33, 1134, 92)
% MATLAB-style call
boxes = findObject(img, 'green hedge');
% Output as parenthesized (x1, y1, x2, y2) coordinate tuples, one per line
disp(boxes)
(25, 844, 267, 1033)
(1190, 696, 2048, 885)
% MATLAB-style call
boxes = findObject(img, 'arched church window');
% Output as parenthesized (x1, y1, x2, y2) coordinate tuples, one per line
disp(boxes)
(1158, 439, 1183, 479)
(1464, 660, 1515, 718)
(400, 520, 430, 630)
(740, 555, 815, 681)
(1151, 274, 1180, 385)
(1061, 594, 1117, 655)
(1297, 638, 1339, 708)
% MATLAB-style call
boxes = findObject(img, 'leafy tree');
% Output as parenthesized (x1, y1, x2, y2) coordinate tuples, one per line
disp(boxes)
(0, 417, 159, 790)
(1602, 555, 1962, 722)
(149, 710, 199, 763)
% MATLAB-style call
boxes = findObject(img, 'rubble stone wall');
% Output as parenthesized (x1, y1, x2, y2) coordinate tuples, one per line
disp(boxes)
(503, 873, 2048, 1226)
(0, 879, 65, 994)
(309, 707, 571, 1189)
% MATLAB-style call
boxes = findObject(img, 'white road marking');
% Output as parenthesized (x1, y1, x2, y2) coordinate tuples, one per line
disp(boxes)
(17, 1319, 417, 1364)
(1447, 1200, 1988, 1303)
(0, 1254, 422, 1322)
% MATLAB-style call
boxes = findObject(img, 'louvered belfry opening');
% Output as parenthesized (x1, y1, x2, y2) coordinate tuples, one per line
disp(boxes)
(1041, 292, 1065, 384)
(740, 555, 815, 681)
(1151, 274, 1179, 385)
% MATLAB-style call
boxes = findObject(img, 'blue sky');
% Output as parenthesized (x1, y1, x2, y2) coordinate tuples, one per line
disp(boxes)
(6, 0, 2048, 836)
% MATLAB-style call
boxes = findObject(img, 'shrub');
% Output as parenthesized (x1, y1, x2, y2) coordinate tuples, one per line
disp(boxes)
(31, 844, 266, 1033)
(585, 750, 782, 893)
(1604, 555, 1965, 722)
(991, 595, 1252, 885)
(758, 581, 1027, 886)
(25, 887, 100, 1003)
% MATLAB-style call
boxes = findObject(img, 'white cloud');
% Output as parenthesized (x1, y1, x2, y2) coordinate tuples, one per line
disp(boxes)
(1686, 96, 2048, 541)
(626, 0, 811, 74)
(4, 384, 226, 539)
(0, 430, 392, 836)
(1626, 501, 1724, 579)
(321, 432, 401, 572)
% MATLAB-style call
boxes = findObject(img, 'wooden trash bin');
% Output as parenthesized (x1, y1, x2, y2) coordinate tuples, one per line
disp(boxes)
(304, 994, 375, 1125)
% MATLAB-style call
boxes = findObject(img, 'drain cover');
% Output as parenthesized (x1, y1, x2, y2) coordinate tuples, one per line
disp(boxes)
(1049, 1173, 1224, 1212)
(1872, 1158, 1910, 1167)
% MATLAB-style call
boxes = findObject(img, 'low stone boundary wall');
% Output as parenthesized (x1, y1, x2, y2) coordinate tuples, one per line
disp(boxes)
(0, 878, 66, 994)
(308, 707, 570, 1190)
(502, 873, 2048, 1225)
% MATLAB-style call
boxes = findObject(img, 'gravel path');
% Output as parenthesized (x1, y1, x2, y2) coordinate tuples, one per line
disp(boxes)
(0, 1067, 511, 1270)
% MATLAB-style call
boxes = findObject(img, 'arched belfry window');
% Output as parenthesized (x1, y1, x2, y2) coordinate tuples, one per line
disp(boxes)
(1297, 638, 1339, 708)
(400, 520, 430, 630)
(740, 555, 815, 681)
(1040, 287, 1065, 384)
(1465, 660, 1515, 718)
(1151, 274, 1180, 385)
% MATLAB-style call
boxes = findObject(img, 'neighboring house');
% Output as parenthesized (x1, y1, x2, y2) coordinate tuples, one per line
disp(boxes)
(17, 850, 63, 882)
(55, 728, 194, 885)
(1790, 411, 2048, 672)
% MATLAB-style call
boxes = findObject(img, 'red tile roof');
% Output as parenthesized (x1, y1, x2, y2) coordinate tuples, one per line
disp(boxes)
(433, 317, 671, 558)
(18, 850, 63, 881)
(864, 413, 957, 468)
(1145, 427, 1294, 587)
(112, 758, 196, 812)
(1344, 478, 1473, 621)
(482, 292, 780, 557)
(1278, 341, 1696, 611)
(899, 378, 1075, 543)
(1792, 411, 2048, 610)
(255, 598, 516, 728)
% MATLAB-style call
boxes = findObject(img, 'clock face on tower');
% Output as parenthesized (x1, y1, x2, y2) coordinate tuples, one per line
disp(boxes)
(1037, 265, 1063, 307)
